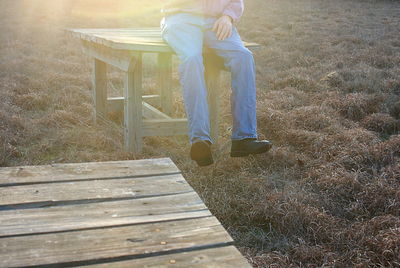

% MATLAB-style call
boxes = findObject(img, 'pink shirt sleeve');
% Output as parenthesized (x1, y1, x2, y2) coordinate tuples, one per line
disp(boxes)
(222, 0, 244, 22)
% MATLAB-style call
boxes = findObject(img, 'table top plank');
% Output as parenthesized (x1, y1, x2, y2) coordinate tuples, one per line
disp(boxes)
(69, 28, 260, 52)
(0, 173, 190, 207)
(81, 246, 251, 268)
(0, 216, 233, 268)
(0, 191, 209, 237)
(0, 158, 179, 186)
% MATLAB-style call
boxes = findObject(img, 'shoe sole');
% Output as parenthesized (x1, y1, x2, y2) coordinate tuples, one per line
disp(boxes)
(190, 141, 213, 166)
(230, 144, 272, 157)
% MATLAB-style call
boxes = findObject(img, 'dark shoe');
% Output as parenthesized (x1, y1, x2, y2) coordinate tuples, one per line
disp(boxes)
(190, 140, 213, 166)
(231, 138, 272, 157)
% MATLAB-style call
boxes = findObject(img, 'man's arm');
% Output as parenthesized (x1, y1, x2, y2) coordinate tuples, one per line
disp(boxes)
(222, 0, 244, 22)
(212, 0, 244, 41)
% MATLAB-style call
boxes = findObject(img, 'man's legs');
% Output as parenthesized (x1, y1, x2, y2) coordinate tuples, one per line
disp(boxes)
(203, 19, 258, 141)
(161, 13, 212, 144)
(204, 18, 272, 157)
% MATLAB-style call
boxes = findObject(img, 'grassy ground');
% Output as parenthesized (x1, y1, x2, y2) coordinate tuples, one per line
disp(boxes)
(1, 0, 399, 266)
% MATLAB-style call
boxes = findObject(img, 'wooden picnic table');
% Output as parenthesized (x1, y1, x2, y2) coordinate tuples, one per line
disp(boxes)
(69, 28, 260, 154)
(0, 158, 252, 267)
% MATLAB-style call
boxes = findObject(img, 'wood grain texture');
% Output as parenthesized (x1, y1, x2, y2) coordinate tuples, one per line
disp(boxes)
(0, 158, 251, 267)
(0, 217, 233, 268)
(158, 53, 173, 116)
(70, 28, 260, 52)
(81, 246, 252, 268)
(107, 98, 171, 120)
(0, 191, 209, 237)
(93, 58, 107, 123)
(0, 173, 189, 206)
(124, 52, 143, 153)
(205, 54, 222, 143)
(142, 102, 172, 120)
(107, 95, 161, 114)
(0, 158, 179, 186)
(142, 119, 188, 137)
(82, 41, 136, 71)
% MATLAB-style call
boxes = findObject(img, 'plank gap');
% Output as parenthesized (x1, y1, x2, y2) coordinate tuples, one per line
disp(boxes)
(0, 213, 212, 239)
(0, 171, 181, 188)
(0, 190, 193, 211)
(15, 241, 234, 268)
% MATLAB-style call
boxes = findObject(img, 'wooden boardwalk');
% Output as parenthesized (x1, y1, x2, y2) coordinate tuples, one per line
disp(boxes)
(0, 158, 252, 267)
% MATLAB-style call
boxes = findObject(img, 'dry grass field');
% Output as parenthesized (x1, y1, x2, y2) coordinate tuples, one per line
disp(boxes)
(1, 0, 400, 266)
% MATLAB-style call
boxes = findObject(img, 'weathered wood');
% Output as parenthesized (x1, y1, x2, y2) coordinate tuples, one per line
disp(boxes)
(0, 191, 209, 237)
(82, 41, 136, 72)
(107, 95, 161, 114)
(82, 246, 252, 268)
(143, 102, 172, 120)
(0, 158, 179, 186)
(158, 53, 173, 115)
(70, 28, 261, 152)
(0, 158, 252, 267)
(0, 173, 189, 207)
(0, 216, 233, 268)
(142, 119, 188, 137)
(93, 58, 107, 123)
(70, 28, 261, 53)
(124, 53, 143, 153)
(107, 98, 171, 120)
(205, 54, 222, 143)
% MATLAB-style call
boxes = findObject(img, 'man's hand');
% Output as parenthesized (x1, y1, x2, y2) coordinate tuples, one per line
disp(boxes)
(212, 15, 233, 41)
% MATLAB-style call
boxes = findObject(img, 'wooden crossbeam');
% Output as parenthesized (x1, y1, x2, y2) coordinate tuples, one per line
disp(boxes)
(108, 96, 160, 113)
(107, 97, 171, 120)
(142, 119, 188, 137)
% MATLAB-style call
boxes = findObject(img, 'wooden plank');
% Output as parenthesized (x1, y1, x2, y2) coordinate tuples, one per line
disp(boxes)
(81, 246, 252, 268)
(143, 102, 172, 120)
(0, 173, 189, 207)
(204, 54, 222, 143)
(82, 40, 136, 72)
(107, 98, 170, 119)
(124, 53, 143, 153)
(0, 158, 179, 186)
(0, 191, 209, 236)
(107, 95, 161, 114)
(158, 53, 173, 116)
(142, 119, 188, 137)
(70, 28, 260, 53)
(93, 58, 107, 123)
(0, 217, 233, 268)
(142, 94, 161, 106)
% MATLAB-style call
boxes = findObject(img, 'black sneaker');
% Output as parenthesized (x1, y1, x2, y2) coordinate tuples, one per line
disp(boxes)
(231, 138, 272, 157)
(190, 140, 213, 166)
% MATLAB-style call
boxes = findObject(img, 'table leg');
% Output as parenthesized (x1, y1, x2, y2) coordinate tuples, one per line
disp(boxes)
(205, 56, 222, 143)
(92, 58, 107, 123)
(124, 54, 143, 153)
(158, 53, 173, 116)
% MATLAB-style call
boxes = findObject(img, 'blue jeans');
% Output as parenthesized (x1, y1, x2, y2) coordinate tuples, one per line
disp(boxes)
(161, 13, 258, 144)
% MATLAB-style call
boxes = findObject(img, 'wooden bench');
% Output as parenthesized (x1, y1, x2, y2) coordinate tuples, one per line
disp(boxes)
(0, 158, 252, 267)
(70, 28, 260, 154)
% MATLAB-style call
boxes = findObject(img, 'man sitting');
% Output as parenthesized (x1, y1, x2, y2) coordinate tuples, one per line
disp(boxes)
(161, 0, 272, 166)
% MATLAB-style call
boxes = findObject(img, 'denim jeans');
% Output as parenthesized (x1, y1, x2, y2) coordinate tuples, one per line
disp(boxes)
(161, 13, 258, 144)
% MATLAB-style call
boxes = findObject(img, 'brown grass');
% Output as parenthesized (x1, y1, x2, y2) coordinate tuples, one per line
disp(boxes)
(1, 0, 400, 266)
